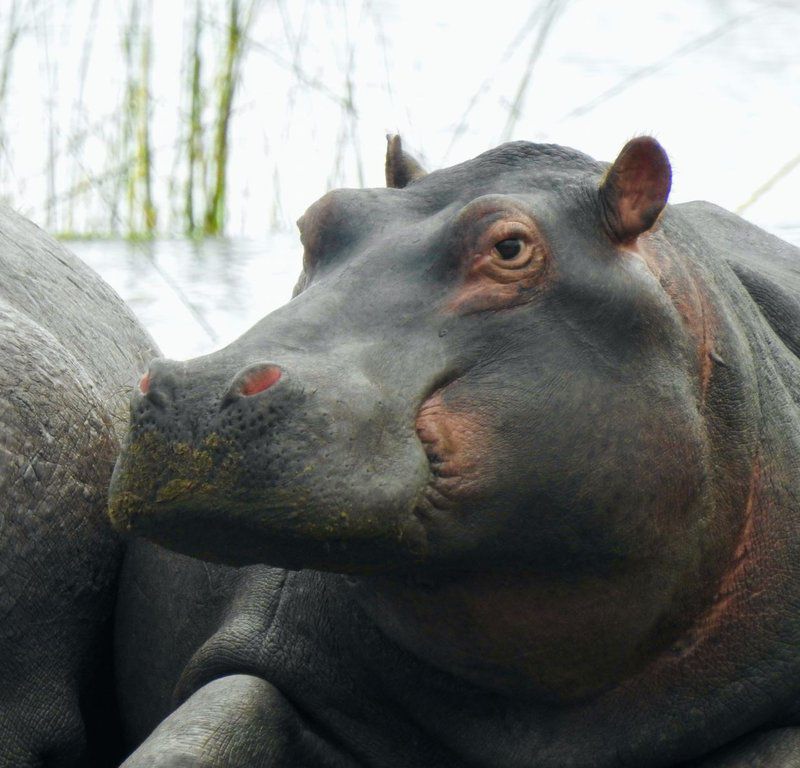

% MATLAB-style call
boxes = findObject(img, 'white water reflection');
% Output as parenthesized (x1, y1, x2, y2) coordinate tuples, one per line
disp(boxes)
(69, 236, 302, 359)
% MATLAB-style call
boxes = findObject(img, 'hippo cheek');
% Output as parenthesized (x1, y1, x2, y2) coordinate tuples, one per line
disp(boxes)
(413, 387, 503, 554)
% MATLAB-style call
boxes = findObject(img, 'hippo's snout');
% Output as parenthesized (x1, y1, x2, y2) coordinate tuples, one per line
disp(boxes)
(109, 350, 432, 571)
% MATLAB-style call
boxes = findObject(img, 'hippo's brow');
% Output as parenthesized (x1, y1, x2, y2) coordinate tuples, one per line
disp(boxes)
(297, 199, 335, 256)
(298, 192, 342, 245)
(453, 194, 539, 231)
(304, 190, 345, 223)
(296, 214, 313, 255)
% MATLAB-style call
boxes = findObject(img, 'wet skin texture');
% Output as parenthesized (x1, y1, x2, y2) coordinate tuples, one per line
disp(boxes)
(111, 136, 800, 766)
(0, 207, 156, 766)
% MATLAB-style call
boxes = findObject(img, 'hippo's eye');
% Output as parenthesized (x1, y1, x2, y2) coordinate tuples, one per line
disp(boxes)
(449, 212, 547, 310)
(493, 238, 523, 260)
(487, 233, 534, 270)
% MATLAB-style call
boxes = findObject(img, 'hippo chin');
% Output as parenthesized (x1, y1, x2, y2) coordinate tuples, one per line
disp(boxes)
(111, 135, 800, 766)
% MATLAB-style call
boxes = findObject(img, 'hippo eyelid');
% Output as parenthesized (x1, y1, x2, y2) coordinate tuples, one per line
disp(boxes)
(452, 194, 537, 227)
(447, 195, 546, 263)
(449, 195, 545, 247)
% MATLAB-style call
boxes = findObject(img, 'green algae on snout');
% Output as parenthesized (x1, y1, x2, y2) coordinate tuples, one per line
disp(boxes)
(108, 431, 242, 528)
(107, 430, 406, 556)
(108, 490, 148, 532)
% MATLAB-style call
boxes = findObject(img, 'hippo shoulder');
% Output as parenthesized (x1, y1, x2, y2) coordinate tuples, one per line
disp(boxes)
(672, 200, 800, 361)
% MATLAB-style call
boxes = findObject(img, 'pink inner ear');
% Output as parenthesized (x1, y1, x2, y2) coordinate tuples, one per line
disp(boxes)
(602, 136, 671, 243)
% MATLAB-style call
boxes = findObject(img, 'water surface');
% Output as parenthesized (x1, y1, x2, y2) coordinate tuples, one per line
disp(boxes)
(70, 235, 302, 359)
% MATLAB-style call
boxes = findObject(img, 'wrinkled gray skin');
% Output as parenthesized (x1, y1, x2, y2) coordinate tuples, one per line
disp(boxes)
(109, 136, 800, 767)
(0, 207, 156, 766)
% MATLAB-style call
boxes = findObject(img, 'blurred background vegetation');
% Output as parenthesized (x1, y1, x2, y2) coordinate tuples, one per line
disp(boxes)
(1, 0, 798, 239)
(2, 0, 273, 238)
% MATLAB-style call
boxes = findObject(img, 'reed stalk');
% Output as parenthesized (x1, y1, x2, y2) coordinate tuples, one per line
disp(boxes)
(136, 14, 156, 234)
(66, 0, 100, 232)
(203, 0, 262, 236)
(119, 0, 156, 238)
(0, 1, 20, 136)
(184, 0, 204, 236)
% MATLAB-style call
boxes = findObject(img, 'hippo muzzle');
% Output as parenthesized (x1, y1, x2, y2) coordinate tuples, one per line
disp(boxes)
(109, 326, 436, 571)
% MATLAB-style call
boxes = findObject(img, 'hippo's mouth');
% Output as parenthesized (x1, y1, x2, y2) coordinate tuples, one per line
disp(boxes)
(108, 431, 243, 526)
(107, 431, 298, 564)
(414, 382, 487, 522)
(108, 412, 434, 571)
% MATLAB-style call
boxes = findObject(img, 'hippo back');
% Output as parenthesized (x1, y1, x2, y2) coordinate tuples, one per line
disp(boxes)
(0, 206, 156, 766)
(676, 201, 800, 363)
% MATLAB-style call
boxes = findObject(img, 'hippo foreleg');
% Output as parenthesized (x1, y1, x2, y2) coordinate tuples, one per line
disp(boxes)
(689, 729, 800, 767)
(120, 674, 358, 767)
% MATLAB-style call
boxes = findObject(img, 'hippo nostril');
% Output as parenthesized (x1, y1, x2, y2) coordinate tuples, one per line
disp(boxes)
(137, 367, 171, 408)
(241, 365, 282, 396)
(223, 363, 282, 406)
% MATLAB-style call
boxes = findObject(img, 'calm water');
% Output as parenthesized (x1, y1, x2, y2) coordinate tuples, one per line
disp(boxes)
(68, 223, 800, 361)
(69, 235, 302, 359)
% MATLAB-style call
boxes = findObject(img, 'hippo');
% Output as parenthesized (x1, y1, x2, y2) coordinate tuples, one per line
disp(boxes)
(109, 135, 800, 767)
(0, 207, 156, 766)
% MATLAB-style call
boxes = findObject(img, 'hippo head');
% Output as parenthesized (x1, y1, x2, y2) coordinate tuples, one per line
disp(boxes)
(109, 137, 755, 698)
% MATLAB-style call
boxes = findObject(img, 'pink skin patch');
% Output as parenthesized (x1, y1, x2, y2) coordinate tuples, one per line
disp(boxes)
(415, 388, 489, 511)
(239, 365, 282, 396)
(138, 371, 151, 394)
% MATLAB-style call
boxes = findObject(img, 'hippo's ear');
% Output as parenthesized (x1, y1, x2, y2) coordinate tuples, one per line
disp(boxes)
(385, 134, 428, 188)
(599, 136, 671, 244)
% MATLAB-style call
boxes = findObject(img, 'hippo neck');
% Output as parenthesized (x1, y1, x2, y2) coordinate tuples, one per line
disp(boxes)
(348, 483, 800, 766)
(348, 443, 800, 767)
(353, 561, 712, 702)
(345, 235, 800, 765)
